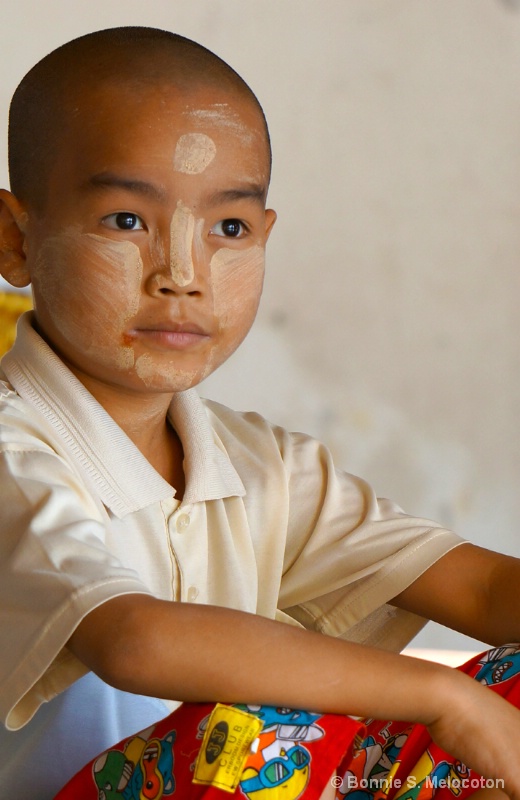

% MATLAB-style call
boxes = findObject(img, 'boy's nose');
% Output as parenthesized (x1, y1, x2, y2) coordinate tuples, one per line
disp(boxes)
(146, 204, 205, 295)
(168, 203, 198, 287)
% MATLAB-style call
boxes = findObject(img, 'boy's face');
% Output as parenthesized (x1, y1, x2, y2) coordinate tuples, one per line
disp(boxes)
(16, 80, 275, 398)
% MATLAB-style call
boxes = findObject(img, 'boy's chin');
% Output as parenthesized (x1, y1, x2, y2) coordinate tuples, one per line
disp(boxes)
(130, 362, 213, 394)
(131, 343, 242, 394)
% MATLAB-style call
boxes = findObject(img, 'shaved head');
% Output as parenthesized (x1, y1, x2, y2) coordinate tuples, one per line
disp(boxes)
(8, 26, 271, 210)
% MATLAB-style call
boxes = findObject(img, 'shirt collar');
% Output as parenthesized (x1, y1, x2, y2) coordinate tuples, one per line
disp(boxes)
(1, 313, 245, 517)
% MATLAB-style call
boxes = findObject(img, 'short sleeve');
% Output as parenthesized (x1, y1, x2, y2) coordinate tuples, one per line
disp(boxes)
(0, 404, 150, 730)
(275, 429, 464, 651)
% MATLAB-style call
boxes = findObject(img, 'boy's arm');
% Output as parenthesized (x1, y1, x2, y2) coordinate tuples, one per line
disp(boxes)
(391, 542, 520, 645)
(68, 593, 520, 798)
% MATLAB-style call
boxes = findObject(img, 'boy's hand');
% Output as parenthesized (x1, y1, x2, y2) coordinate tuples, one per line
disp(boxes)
(425, 668, 520, 800)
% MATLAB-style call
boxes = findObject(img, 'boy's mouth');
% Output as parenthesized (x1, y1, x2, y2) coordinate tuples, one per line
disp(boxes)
(130, 321, 211, 350)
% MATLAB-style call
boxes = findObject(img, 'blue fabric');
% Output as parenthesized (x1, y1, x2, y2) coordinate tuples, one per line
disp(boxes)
(0, 672, 169, 800)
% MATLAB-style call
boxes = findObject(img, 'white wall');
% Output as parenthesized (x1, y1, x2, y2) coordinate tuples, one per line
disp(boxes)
(2, 0, 519, 650)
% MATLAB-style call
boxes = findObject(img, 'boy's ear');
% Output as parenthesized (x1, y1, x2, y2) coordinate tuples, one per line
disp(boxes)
(264, 208, 277, 241)
(0, 189, 31, 288)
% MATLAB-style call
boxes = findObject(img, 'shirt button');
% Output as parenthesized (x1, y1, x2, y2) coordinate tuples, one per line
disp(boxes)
(176, 513, 191, 532)
(187, 586, 199, 602)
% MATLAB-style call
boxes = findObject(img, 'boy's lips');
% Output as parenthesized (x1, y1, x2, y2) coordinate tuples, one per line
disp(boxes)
(130, 321, 211, 350)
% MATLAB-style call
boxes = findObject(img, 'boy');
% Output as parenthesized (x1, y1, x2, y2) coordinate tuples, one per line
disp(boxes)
(0, 25, 519, 800)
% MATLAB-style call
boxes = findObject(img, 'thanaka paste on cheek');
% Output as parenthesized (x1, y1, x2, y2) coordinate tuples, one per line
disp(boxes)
(210, 244, 265, 324)
(33, 228, 143, 370)
(173, 133, 216, 175)
(205, 244, 265, 375)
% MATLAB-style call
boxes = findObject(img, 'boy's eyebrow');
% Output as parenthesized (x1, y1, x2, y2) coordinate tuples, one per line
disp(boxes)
(204, 184, 267, 206)
(85, 172, 168, 202)
(84, 173, 267, 206)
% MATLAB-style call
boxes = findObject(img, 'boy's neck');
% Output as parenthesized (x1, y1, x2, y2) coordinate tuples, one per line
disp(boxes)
(73, 372, 186, 497)
(135, 420, 186, 499)
(118, 398, 186, 498)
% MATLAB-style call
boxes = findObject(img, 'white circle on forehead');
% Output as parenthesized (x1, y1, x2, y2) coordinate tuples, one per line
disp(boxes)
(173, 133, 217, 175)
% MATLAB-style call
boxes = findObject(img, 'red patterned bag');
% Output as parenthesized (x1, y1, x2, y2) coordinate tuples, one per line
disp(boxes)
(54, 700, 365, 799)
(54, 645, 520, 800)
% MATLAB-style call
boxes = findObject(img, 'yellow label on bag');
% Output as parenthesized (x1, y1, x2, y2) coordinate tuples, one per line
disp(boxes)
(193, 704, 264, 792)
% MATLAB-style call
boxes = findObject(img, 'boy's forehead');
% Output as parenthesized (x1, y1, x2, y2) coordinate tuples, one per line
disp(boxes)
(64, 78, 270, 168)
(43, 79, 271, 199)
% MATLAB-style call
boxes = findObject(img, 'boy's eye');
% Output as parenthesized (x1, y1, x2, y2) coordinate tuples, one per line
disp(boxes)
(211, 219, 246, 238)
(102, 212, 145, 231)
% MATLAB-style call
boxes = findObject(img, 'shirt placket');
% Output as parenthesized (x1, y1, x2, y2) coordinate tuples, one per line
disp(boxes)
(166, 503, 207, 604)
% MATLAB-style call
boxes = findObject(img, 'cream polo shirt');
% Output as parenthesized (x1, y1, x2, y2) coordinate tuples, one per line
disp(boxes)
(0, 314, 463, 733)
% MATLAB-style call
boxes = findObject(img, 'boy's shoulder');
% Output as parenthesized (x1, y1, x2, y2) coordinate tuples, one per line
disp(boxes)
(201, 395, 322, 463)
(202, 395, 281, 438)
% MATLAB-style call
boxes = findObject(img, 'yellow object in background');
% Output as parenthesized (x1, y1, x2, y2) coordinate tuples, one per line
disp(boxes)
(0, 291, 32, 357)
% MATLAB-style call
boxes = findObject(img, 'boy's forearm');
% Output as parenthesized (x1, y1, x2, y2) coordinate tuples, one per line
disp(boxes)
(68, 594, 520, 800)
(67, 594, 460, 725)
